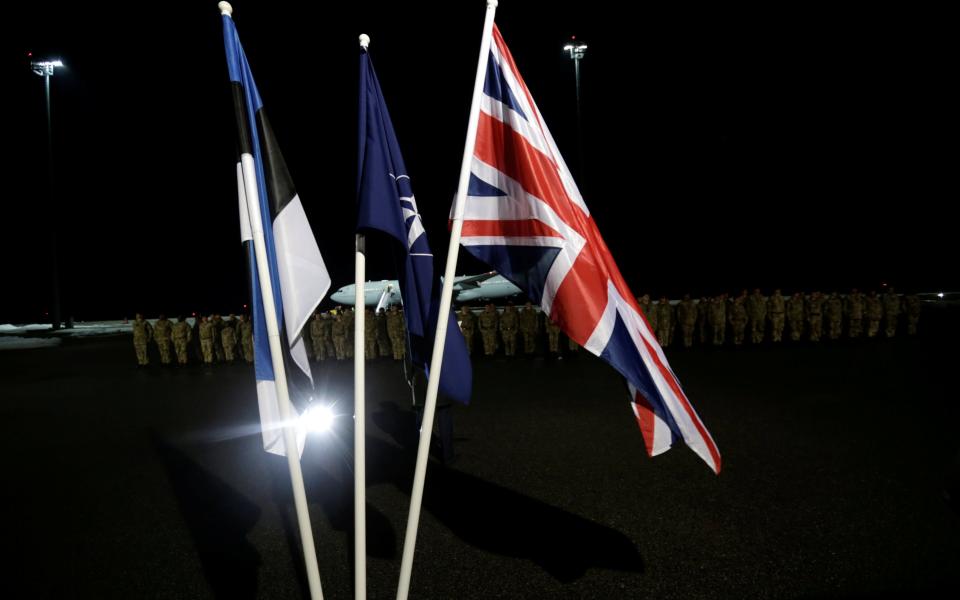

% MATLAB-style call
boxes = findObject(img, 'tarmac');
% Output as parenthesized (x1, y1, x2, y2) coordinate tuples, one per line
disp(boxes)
(1, 308, 959, 599)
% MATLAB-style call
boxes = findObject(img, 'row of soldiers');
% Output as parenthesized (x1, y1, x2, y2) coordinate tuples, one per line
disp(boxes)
(308, 305, 408, 361)
(636, 288, 922, 348)
(132, 288, 923, 365)
(131, 313, 253, 366)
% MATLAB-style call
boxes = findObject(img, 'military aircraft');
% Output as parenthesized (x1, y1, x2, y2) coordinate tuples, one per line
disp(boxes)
(329, 272, 522, 311)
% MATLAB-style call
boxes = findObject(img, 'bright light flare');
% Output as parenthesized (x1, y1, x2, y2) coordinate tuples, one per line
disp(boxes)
(300, 403, 336, 434)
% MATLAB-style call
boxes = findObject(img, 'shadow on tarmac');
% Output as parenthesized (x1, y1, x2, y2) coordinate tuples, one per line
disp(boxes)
(153, 434, 261, 600)
(369, 400, 645, 582)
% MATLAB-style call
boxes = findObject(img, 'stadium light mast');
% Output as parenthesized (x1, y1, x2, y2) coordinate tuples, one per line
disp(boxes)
(563, 37, 587, 184)
(31, 57, 65, 330)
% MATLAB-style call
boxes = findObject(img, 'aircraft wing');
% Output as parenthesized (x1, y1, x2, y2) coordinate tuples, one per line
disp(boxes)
(452, 271, 498, 291)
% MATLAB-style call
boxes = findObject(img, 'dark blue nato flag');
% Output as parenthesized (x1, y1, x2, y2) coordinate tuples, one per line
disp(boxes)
(356, 47, 472, 405)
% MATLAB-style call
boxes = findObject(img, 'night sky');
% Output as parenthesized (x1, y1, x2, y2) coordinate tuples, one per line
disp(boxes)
(4, 1, 954, 323)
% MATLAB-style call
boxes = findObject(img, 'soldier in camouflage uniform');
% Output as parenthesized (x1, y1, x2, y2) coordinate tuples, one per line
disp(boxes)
(567, 334, 579, 352)
(238, 314, 253, 363)
(655, 296, 674, 348)
(519, 302, 539, 354)
(172, 316, 192, 365)
(211, 314, 225, 362)
(331, 311, 347, 360)
(806, 291, 826, 342)
(132, 313, 153, 366)
(637, 294, 652, 322)
(746, 288, 767, 344)
(153, 314, 174, 365)
(904, 294, 921, 335)
(500, 303, 519, 356)
(376, 309, 391, 357)
(677, 295, 698, 348)
(364, 308, 377, 359)
(344, 307, 355, 359)
(478, 304, 499, 356)
(865, 291, 883, 338)
(322, 312, 335, 359)
(386, 306, 406, 360)
(458, 306, 476, 355)
(198, 316, 216, 364)
(709, 294, 727, 346)
(546, 317, 561, 356)
(883, 287, 901, 338)
(310, 312, 326, 362)
(221, 315, 238, 362)
(825, 293, 843, 340)
(729, 293, 748, 346)
(845, 288, 865, 339)
(768, 289, 786, 343)
(787, 292, 805, 341)
(697, 297, 711, 345)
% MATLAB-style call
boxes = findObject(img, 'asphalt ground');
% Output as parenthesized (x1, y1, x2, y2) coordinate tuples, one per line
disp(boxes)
(2, 309, 959, 599)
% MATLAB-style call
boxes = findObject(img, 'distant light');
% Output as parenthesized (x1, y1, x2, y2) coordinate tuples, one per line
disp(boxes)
(31, 58, 64, 76)
(938, 292, 944, 299)
(300, 404, 335, 434)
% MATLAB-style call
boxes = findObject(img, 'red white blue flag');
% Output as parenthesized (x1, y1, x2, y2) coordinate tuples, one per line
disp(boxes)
(458, 25, 721, 473)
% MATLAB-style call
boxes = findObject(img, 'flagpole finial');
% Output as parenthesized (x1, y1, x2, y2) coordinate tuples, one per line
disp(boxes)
(487, 0, 498, 7)
(359, 34, 370, 49)
(218, 2, 233, 16)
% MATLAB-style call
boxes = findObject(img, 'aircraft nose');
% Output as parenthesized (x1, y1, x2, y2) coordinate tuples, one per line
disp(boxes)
(331, 288, 349, 304)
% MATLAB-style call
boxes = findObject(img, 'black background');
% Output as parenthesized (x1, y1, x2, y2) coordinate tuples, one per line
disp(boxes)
(3, 1, 954, 322)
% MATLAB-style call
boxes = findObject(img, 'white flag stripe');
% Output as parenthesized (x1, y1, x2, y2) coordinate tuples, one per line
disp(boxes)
(272, 193, 331, 358)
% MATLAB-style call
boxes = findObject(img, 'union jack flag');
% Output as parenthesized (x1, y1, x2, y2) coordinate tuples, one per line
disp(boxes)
(458, 25, 721, 473)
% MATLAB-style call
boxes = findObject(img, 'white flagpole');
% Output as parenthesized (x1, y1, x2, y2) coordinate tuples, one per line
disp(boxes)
(395, 2, 498, 599)
(220, 5, 324, 599)
(354, 32, 372, 600)
(354, 232, 367, 600)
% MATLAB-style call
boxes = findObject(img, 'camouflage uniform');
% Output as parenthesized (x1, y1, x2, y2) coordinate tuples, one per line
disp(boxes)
(238, 315, 253, 363)
(364, 308, 377, 359)
(729, 294, 748, 346)
(546, 318, 561, 355)
(321, 313, 335, 358)
(768, 290, 786, 343)
(198, 317, 216, 364)
(709, 295, 727, 346)
(478, 304, 499, 356)
(331, 312, 347, 360)
(883, 289, 901, 338)
(153, 316, 174, 364)
(656, 297, 674, 348)
(746, 289, 767, 344)
(310, 313, 326, 361)
(826, 294, 843, 340)
(500, 304, 519, 356)
(865, 292, 883, 338)
(131, 314, 153, 366)
(518, 302, 539, 354)
(344, 308, 355, 358)
(386, 306, 406, 360)
(458, 307, 476, 355)
(637, 295, 652, 323)
(567, 335, 579, 352)
(904, 294, 921, 335)
(806, 292, 826, 342)
(697, 297, 711, 345)
(221, 316, 238, 362)
(787, 293, 805, 341)
(171, 317, 192, 365)
(677, 295, 698, 348)
(376, 309, 392, 357)
(211, 315, 225, 362)
(845, 290, 865, 339)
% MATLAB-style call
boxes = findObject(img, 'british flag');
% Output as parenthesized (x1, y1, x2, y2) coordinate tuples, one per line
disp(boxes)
(458, 25, 721, 473)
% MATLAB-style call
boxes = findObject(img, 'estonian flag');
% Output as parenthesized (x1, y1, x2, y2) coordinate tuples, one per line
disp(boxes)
(223, 12, 330, 456)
